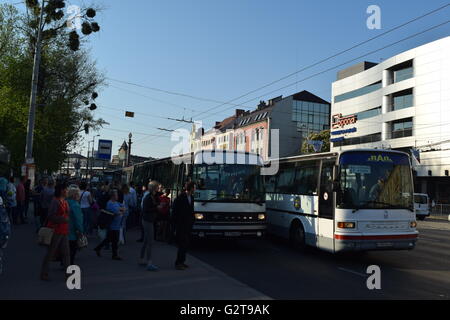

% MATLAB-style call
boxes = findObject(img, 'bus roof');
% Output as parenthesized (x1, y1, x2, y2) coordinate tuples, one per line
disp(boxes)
(265, 148, 410, 164)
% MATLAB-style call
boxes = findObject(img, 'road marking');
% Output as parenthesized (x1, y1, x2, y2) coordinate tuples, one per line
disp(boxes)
(338, 267, 367, 278)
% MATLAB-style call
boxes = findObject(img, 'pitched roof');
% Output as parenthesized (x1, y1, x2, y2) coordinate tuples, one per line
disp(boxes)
(292, 90, 330, 105)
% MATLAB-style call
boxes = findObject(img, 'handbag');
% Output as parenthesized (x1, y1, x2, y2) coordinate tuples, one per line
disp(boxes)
(77, 233, 88, 249)
(38, 226, 54, 246)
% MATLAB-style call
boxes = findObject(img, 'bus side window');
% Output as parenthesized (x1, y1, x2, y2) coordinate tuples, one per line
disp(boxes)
(265, 175, 276, 193)
(293, 161, 319, 195)
(275, 164, 296, 194)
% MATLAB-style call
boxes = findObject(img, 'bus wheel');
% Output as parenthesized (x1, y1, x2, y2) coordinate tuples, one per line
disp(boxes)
(417, 216, 426, 221)
(290, 221, 306, 251)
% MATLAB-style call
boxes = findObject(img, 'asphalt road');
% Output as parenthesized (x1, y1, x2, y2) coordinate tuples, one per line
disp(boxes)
(189, 219, 450, 300)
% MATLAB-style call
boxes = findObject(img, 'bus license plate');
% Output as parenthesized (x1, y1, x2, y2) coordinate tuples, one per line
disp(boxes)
(225, 232, 241, 237)
(377, 242, 393, 247)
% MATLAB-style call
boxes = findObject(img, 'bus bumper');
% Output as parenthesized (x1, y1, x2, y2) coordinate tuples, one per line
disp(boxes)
(192, 224, 267, 239)
(334, 233, 418, 252)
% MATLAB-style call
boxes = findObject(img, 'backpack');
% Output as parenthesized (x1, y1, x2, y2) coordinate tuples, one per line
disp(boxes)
(0, 198, 11, 248)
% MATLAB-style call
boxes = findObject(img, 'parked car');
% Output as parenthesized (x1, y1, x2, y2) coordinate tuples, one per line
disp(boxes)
(414, 193, 430, 221)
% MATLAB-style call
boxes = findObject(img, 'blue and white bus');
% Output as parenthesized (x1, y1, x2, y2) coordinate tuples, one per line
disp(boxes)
(265, 149, 418, 253)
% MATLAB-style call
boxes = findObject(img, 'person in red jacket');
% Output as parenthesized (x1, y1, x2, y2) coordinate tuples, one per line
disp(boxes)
(40, 183, 70, 281)
(157, 188, 171, 241)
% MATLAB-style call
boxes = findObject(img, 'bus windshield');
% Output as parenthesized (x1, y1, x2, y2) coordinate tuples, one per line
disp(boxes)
(337, 151, 413, 210)
(414, 194, 428, 204)
(193, 164, 265, 202)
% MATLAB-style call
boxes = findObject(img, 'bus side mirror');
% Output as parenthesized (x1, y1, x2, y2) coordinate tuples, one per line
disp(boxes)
(332, 180, 340, 192)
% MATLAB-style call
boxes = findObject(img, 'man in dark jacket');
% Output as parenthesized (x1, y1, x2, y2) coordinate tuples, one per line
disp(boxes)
(172, 182, 195, 270)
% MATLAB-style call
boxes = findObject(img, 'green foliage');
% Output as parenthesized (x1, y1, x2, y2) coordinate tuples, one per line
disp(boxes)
(0, 4, 106, 175)
(301, 130, 331, 154)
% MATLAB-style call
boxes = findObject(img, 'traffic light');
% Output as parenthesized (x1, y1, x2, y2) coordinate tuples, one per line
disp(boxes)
(84, 124, 89, 134)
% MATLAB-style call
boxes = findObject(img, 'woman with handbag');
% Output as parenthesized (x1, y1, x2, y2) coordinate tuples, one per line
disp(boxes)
(40, 183, 70, 281)
(94, 189, 125, 260)
(67, 185, 85, 266)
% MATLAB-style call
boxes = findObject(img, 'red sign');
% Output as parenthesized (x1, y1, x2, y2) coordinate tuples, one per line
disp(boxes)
(332, 113, 357, 129)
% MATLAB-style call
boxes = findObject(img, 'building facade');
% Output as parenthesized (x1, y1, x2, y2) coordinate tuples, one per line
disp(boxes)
(190, 90, 330, 161)
(331, 36, 450, 202)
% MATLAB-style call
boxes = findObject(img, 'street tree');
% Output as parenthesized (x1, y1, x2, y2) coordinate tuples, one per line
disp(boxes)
(301, 130, 331, 154)
(0, 3, 106, 174)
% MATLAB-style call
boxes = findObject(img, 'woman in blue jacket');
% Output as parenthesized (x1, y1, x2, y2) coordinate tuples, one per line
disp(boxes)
(94, 189, 125, 260)
(67, 186, 84, 266)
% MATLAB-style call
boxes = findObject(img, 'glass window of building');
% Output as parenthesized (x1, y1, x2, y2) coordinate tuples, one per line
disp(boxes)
(390, 60, 413, 84)
(334, 81, 382, 103)
(391, 118, 413, 139)
(391, 89, 413, 111)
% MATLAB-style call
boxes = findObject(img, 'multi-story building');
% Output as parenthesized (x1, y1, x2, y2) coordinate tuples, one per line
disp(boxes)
(331, 36, 450, 202)
(190, 90, 330, 161)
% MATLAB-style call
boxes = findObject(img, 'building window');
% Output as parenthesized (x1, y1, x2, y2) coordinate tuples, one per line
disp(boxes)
(391, 88, 413, 111)
(334, 81, 382, 103)
(391, 118, 413, 139)
(389, 60, 413, 84)
(333, 132, 381, 147)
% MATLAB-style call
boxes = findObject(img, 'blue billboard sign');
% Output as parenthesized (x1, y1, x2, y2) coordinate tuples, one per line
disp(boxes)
(97, 139, 113, 161)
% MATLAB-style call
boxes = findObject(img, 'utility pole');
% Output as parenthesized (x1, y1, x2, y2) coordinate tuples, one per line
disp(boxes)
(86, 141, 91, 179)
(24, 0, 45, 173)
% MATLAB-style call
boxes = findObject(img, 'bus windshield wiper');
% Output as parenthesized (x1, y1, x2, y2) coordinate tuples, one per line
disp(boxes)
(201, 193, 235, 205)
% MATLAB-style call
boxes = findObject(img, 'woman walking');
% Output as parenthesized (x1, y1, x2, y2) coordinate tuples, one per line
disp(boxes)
(94, 189, 125, 260)
(119, 184, 132, 245)
(66, 185, 84, 266)
(40, 183, 70, 281)
(139, 181, 161, 271)
(79, 182, 93, 236)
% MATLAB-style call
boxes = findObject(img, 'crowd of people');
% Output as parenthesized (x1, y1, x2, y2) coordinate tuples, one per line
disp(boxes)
(0, 174, 196, 281)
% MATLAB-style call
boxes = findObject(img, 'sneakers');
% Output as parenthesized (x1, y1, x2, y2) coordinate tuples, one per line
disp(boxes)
(175, 264, 186, 270)
(146, 264, 159, 271)
(182, 263, 189, 269)
(112, 256, 123, 261)
(94, 248, 101, 257)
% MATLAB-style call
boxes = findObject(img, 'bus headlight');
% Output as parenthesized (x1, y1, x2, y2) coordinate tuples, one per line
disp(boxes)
(337, 222, 356, 229)
(194, 213, 204, 220)
(258, 214, 266, 220)
(410, 221, 417, 228)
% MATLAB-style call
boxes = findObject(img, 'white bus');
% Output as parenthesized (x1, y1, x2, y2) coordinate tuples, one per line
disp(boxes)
(130, 150, 267, 239)
(265, 149, 418, 253)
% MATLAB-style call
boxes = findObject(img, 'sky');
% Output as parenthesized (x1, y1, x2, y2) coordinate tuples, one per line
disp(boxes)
(8, 0, 450, 159)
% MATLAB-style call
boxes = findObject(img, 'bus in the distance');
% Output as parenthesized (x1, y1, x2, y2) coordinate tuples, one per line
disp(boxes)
(265, 149, 418, 253)
(131, 150, 267, 239)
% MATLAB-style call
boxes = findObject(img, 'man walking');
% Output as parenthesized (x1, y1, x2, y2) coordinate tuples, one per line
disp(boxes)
(15, 176, 26, 224)
(172, 182, 195, 270)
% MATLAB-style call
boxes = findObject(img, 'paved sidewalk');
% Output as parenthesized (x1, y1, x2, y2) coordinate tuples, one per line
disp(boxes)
(0, 222, 270, 300)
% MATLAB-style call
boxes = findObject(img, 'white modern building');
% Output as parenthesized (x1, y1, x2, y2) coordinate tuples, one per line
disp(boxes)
(331, 36, 450, 203)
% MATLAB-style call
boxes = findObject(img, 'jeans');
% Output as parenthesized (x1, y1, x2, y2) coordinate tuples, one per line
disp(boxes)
(95, 230, 119, 258)
(41, 234, 70, 276)
(175, 231, 190, 266)
(81, 208, 92, 234)
(140, 220, 154, 263)
(69, 240, 78, 265)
